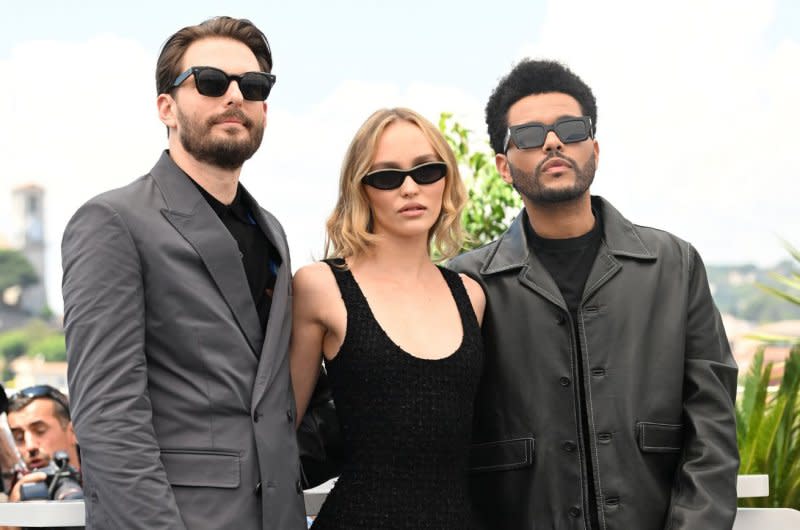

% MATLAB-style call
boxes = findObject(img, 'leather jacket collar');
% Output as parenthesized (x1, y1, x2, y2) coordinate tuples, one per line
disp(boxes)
(480, 195, 657, 276)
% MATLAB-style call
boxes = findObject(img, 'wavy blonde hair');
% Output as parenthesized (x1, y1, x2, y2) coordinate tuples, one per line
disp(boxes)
(325, 108, 467, 262)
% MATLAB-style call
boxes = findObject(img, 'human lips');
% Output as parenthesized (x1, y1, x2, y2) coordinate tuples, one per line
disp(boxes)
(27, 458, 46, 470)
(211, 111, 251, 128)
(398, 202, 427, 216)
(541, 158, 572, 173)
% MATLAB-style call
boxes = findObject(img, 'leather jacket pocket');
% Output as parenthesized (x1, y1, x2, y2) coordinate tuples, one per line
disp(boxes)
(469, 437, 535, 473)
(161, 449, 241, 488)
(636, 422, 683, 453)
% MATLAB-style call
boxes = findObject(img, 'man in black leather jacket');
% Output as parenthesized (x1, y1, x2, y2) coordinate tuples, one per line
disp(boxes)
(448, 59, 739, 530)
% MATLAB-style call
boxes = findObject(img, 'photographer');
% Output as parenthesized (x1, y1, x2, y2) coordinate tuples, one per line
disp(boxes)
(3, 385, 82, 530)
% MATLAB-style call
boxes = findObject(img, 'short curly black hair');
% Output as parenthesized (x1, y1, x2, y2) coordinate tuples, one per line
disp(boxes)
(486, 59, 597, 154)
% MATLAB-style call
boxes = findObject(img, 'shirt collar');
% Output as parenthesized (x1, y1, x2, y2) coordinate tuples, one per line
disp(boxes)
(188, 176, 253, 224)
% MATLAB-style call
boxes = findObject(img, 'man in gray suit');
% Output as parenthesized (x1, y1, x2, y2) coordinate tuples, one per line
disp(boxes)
(61, 16, 306, 530)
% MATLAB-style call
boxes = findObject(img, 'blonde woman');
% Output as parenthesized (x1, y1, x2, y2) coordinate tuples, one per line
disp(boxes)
(290, 108, 486, 529)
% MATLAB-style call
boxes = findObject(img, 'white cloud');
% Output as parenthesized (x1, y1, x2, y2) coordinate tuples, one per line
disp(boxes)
(515, 0, 799, 266)
(0, 37, 483, 314)
(2, 1, 797, 316)
(0, 35, 161, 316)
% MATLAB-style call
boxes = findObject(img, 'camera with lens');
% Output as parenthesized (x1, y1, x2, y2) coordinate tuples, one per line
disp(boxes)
(19, 450, 83, 501)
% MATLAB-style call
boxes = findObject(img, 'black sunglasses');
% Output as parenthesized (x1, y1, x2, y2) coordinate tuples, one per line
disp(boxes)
(9, 385, 70, 413)
(362, 161, 447, 190)
(503, 116, 593, 152)
(171, 66, 276, 101)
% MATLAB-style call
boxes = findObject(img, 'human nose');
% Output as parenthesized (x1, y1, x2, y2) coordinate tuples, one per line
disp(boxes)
(223, 79, 245, 105)
(22, 432, 38, 453)
(542, 129, 563, 152)
(399, 175, 420, 196)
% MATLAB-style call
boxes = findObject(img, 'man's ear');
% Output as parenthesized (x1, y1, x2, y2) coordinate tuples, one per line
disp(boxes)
(593, 138, 600, 167)
(496, 153, 513, 185)
(157, 93, 178, 130)
(66, 421, 77, 446)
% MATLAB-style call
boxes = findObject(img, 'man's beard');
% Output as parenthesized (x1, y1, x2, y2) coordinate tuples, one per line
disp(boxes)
(176, 107, 264, 170)
(508, 152, 596, 204)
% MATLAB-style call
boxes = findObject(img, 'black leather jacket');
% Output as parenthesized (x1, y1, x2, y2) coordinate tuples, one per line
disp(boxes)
(449, 196, 739, 530)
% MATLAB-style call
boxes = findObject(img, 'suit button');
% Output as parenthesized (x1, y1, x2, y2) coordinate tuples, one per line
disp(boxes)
(253, 412, 261, 423)
(254, 482, 262, 496)
(568, 506, 582, 518)
(287, 409, 293, 423)
(598, 432, 613, 444)
(562, 441, 577, 453)
(559, 377, 571, 387)
(296, 479, 303, 494)
(556, 313, 567, 325)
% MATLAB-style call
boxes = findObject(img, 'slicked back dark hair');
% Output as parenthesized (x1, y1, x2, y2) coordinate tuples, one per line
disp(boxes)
(485, 59, 597, 154)
(156, 16, 273, 96)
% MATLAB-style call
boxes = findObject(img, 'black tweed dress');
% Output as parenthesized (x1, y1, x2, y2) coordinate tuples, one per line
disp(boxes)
(311, 259, 484, 530)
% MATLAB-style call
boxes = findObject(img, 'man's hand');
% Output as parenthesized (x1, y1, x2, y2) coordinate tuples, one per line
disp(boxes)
(8, 472, 47, 502)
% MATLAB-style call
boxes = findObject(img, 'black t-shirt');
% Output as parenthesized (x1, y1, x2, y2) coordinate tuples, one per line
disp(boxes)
(190, 178, 280, 338)
(525, 210, 603, 529)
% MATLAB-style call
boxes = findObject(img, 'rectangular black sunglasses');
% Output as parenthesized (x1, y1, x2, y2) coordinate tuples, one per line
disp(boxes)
(171, 66, 276, 101)
(361, 161, 447, 190)
(503, 116, 593, 152)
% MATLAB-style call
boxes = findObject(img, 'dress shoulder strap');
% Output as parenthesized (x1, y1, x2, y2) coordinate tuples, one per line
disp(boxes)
(322, 258, 365, 310)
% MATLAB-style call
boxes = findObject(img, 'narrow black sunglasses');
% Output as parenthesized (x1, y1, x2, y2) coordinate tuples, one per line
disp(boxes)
(503, 116, 593, 152)
(362, 161, 447, 190)
(171, 66, 276, 101)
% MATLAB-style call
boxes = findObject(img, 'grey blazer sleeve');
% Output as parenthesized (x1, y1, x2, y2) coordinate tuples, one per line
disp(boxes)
(667, 245, 739, 529)
(62, 199, 186, 530)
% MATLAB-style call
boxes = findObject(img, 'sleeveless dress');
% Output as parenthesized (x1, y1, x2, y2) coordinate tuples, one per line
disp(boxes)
(311, 259, 484, 530)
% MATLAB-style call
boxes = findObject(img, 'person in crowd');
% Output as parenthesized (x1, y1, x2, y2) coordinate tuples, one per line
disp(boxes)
(61, 16, 306, 529)
(6, 385, 80, 501)
(449, 59, 739, 530)
(291, 107, 486, 529)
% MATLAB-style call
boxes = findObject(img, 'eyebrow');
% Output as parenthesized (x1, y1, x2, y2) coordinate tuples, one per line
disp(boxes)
(512, 114, 583, 126)
(369, 154, 440, 171)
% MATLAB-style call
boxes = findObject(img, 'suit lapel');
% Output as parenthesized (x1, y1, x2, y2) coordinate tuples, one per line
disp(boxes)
(241, 187, 292, 401)
(151, 152, 263, 357)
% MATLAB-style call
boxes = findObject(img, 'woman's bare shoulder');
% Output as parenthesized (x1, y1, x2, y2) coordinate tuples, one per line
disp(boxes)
(293, 261, 339, 298)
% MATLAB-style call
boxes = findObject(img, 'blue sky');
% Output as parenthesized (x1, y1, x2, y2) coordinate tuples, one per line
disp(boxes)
(1, 0, 799, 313)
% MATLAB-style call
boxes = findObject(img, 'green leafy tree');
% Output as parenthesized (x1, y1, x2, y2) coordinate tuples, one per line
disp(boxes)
(438, 113, 521, 251)
(0, 249, 38, 294)
(0, 329, 28, 360)
(0, 320, 66, 379)
(28, 334, 67, 362)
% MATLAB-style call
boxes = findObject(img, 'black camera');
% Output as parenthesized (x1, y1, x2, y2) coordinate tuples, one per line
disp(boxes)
(19, 450, 83, 501)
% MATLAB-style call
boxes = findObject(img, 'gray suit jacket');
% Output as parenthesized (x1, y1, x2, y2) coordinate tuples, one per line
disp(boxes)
(62, 152, 306, 530)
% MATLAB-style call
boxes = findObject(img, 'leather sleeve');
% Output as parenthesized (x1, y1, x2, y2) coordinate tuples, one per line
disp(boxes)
(62, 199, 186, 530)
(666, 244, 739, 529)
(297, 365, 344, 489)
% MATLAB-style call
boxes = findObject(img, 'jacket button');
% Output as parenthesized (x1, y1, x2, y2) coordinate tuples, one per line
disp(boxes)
(555, 313, 567, 325)
(254, 482, 262, 496)
(559, 377, 571, 387)
(598, 432, 612, 443)
(296, 479, 303, 494)
(568, 506, 582, 518)
(253, 411, 261, 423)
(562, 441, 577, 453)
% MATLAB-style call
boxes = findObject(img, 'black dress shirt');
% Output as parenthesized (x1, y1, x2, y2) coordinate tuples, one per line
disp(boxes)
(190, 178, 280, 338)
